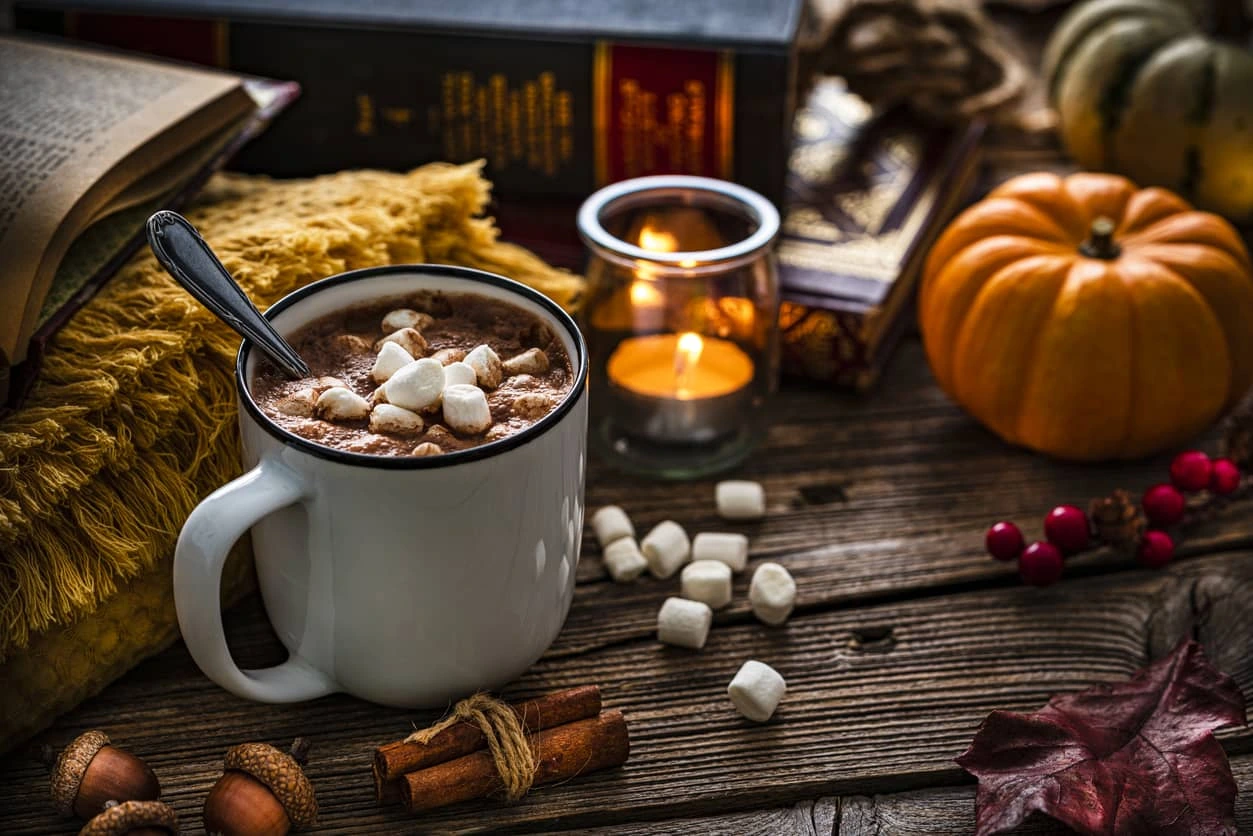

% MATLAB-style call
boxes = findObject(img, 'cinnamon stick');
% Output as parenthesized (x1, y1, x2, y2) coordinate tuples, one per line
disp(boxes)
(375, 685, 601, 782)
(401, 709, 629, 813)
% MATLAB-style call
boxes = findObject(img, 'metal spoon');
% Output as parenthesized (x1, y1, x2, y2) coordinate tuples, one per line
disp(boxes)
(146, 210, 310, 379)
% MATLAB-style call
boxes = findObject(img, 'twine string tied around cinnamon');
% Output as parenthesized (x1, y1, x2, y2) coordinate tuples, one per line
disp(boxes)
(404, 692, 538, 801)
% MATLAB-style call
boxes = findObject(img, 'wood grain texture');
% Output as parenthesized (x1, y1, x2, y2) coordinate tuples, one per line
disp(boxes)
(0, 551, 1248, 834)
(836, 755, 1253, 835)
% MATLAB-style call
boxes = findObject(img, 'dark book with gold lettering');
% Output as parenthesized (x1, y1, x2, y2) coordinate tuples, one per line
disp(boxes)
(778, 79, 984, 390)
(15, 0, 805, 204)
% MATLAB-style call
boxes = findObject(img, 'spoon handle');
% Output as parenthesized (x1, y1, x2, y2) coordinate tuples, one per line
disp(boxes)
(146, 210, 311, 379)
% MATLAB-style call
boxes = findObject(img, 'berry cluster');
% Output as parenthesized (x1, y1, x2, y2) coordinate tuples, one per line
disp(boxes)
(985, 450, 1243, 586)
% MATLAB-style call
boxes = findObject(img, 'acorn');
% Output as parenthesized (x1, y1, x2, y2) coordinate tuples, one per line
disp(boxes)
(203, 738, 317, 835)
(78, 800, 177, 836)
(48, 731, 161, 820)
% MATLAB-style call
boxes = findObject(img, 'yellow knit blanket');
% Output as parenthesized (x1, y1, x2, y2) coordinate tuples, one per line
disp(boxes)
(0, 161, 583, 661)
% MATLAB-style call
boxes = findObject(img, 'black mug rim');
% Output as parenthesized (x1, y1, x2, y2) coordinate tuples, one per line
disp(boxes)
(234, 264, 589, 470)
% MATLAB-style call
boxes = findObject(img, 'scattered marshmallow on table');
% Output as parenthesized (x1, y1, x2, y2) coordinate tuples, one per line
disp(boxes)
(371, 341, 414, 383)
(503, 347, 550, 376)
(465, 344, 503, 389)
(728, 660, 786, 722)
(749, 562, 796, 626)
(681, 560, 733, 609)
(641, 520, 691, 579)
(442, 383, 493, 435)
(716, 480, 766, 520)
(369, 403, 424, 436)
(657, 597, 712, 650)
(376, 327, 428, 358)
(384, 358, 445, 411)
(602, 538, 647, 583)
(381, 308, 434, 333)
(692, 532, 749, 572)
(315, 387, 370, 421)
(442, 361, 478, 388)
(591, 506, 634, 548)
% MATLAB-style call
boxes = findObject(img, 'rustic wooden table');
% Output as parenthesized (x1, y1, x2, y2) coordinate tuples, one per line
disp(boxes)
(3, 15, 1253, 825)
(2, 331, 1251, 833)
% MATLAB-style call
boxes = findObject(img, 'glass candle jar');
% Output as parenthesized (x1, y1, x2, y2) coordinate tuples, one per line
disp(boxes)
(577, 175, 780, 479)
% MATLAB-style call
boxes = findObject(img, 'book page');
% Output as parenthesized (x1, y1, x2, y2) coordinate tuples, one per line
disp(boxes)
(0, 35, 251, 365)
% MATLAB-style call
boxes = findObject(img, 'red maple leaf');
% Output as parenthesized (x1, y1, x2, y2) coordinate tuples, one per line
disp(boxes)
(956, 640, 1247, 835)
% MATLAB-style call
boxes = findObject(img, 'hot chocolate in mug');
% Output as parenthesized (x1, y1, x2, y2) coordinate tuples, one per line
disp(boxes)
(174, 265, 588, 707)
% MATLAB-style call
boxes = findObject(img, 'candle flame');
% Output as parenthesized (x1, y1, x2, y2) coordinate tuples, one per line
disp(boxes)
(629, 281, 663, 306)
(674, 332, 704, 396)
(638, 224, 679, 253)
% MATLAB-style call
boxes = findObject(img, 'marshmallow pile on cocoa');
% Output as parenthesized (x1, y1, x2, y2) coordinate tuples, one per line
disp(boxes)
(282, 307, 555, 456)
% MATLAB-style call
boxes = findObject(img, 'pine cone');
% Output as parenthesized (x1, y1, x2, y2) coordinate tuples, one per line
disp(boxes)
(801, 0, 1036, 125)
(1088, 489, 1144, 551)
(1222, 407, 1253, 470)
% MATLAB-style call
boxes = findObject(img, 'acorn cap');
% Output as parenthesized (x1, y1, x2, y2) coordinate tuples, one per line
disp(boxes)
(51, 730, 111, 816)
(78, 800, 177, 836)
(223, 741, 318, 830)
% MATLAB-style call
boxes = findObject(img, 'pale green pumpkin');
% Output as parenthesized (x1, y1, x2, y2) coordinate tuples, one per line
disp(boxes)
(1044, 0, 1253, 222)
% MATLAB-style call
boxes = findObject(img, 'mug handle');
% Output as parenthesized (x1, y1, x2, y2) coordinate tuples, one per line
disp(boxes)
(174, 456, 339, 702)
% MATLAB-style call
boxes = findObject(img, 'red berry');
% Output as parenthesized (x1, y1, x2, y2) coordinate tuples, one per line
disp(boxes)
(1210, 458, 1241, 495)
(1043, 505, 1090, 554)
(1169, 450, 1212, 492)
(986, 521, 1025, 561)
(1019, 541, 1064, 586)
(1136, 530, 1175, 568)
(1142, 483, 1185, 527)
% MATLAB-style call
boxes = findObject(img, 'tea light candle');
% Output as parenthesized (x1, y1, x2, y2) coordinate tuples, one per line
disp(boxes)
(607, 331, 754, 444)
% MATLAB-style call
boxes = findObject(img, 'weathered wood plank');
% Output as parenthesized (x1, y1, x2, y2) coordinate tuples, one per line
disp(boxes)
(564, 341, 1249, 658)
(0, 551, 1248, 834)
(836, 754, 1253, 835)
(567, 796, 840, 835)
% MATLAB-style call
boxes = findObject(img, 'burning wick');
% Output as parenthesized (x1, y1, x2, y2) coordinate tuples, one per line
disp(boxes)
(638, 225, 678, 253)
(674, 332, 704, 397)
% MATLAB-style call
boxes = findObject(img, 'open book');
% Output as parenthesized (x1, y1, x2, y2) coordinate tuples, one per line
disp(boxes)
(0, 35, 297, 406)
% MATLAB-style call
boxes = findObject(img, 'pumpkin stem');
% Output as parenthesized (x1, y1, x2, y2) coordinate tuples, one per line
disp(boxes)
(1080, 217, 1121, 259)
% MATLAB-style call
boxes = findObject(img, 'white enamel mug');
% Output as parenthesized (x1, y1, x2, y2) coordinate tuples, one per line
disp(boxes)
(174, 265, 588, 707)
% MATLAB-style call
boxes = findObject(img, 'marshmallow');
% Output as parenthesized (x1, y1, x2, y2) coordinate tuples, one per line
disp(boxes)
(315, 386, 370, 421)
(591, 506, 634, 547)
(442, 383, 492, 435)
(692, 532, 749, 573)
(749, 562, 796, 626)
(464, 344, 503, 389)
(411, 442, 443, 456)
(716, 480, 766, 520)
(430, 347, 466, 365)
(513, 392, 557, 420)
(376, 327, 428, 358)
(332, 333, 373, 353)
(315, 376, 348, 392)
(371, 341, 415, 383)
(442, 361, 477, 387)
(275, 388, 317, 417)
(728, 660, 786, 722)
(680, 560, 733, 609)
(381, 308, 434, 333)
(369, 403, 424, 436)
(503, 347, 549, 377)
(423, 425, 455, 447)
(641, 520, 691, 579)
(384, 358, 445, 411)
(657, 597, 712, 650)
(602, 538, 647, 583)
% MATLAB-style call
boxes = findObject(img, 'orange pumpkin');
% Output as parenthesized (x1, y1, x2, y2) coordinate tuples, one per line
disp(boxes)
(920, 172, 1253, 461)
